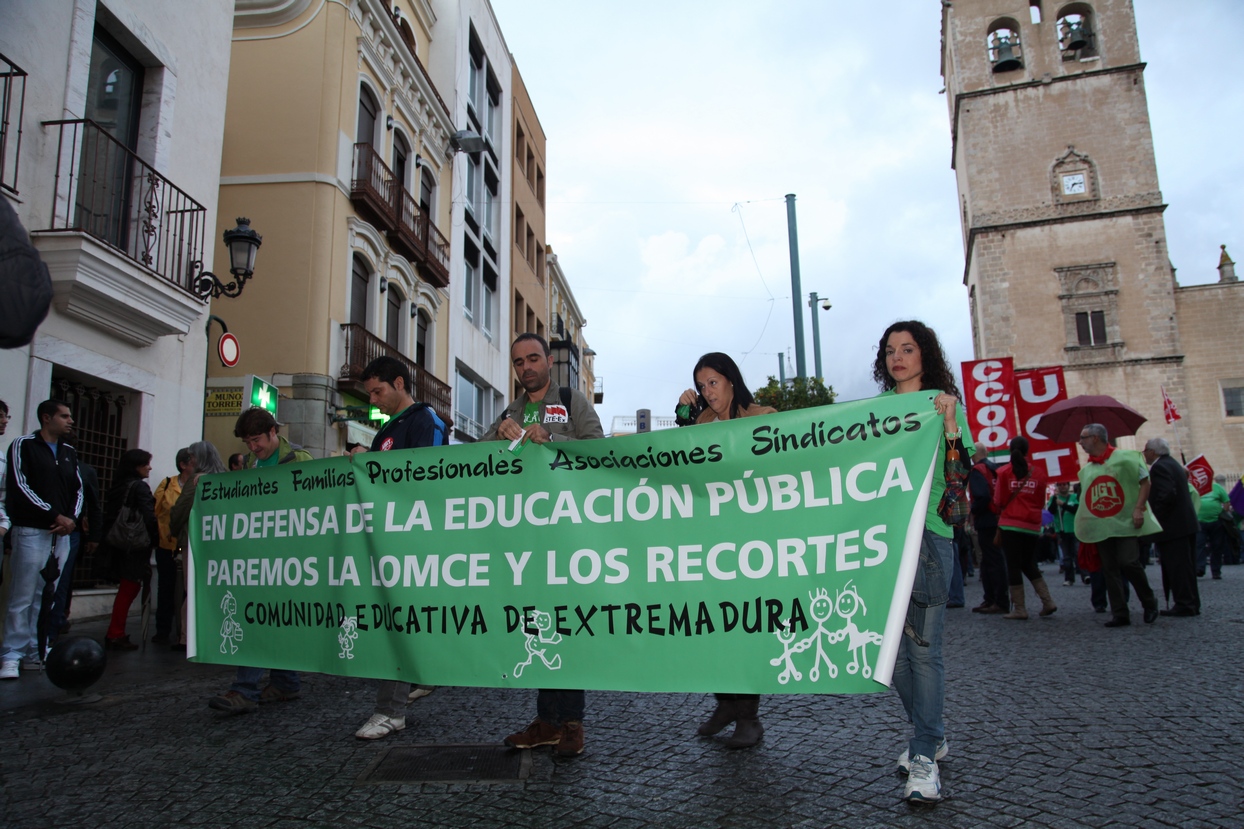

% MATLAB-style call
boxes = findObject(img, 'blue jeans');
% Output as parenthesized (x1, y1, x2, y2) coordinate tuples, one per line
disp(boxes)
(1197, 521, 1226, 576)
(1, 526, 69, 662)
(947, 545, 965, 607)
(893, 530, 951, 762)
(230, 666, 300, 701)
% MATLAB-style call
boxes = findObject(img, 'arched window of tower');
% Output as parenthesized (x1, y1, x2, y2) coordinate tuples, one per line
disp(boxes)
(1056, 4, 1099, 61)
(986, 19, 1025, 73)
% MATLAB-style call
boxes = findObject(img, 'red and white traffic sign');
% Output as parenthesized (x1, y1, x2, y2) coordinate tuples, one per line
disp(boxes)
(218, 333, 240, 367)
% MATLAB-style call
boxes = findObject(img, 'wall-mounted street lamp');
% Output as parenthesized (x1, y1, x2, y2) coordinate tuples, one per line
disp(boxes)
(449, 129, 485, 154)
(192, 217, 263, 299)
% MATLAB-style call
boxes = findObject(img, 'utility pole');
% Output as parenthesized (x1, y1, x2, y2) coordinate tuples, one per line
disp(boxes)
(785, 194, 806, 380)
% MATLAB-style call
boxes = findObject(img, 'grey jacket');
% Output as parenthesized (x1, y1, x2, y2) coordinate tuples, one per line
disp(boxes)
(482, 381, 604, 442)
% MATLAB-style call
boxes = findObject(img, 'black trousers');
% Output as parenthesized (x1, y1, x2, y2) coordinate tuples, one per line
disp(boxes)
(1155, 534, 1200, 613)
(977, 526, 1009, 609)
(1097, 536, 1157, 620)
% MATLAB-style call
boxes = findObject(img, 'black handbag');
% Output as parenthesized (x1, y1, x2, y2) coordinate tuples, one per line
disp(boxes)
(105, 481, 150, 551)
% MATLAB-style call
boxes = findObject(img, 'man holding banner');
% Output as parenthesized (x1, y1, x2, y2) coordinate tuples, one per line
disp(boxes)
(484, 333, 603, 757)
(353, 356, 449, 740)
(207, 408, 311, 713)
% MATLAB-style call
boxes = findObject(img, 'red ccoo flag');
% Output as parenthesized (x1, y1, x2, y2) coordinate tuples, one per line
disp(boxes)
(1161, 386, 1181, 424)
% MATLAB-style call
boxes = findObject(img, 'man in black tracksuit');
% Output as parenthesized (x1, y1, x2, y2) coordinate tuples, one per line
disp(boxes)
(2, 399, 82, 677)
(352, 356, 448, 740)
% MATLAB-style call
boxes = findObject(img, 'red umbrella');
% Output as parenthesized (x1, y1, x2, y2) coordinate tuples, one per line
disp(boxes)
(1034, 394, 1147, 443)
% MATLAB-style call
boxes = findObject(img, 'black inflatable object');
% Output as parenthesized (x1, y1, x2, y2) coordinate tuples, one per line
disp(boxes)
(45, 637, 107, 693)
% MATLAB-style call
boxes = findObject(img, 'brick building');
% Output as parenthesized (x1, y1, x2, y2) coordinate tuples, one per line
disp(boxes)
(942, 0, 1244, 473)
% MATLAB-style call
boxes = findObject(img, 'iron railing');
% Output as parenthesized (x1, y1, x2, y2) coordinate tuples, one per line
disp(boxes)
(351, 142, 396, 231)
(339, 322, 452, 426)
(1, 52, 27, 194)
(352, 142, 450, 288)
(41, 119, 206, 296)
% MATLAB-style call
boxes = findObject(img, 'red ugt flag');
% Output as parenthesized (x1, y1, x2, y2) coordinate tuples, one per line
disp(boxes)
(1186, 455, 1214, 496)
(1162, 386, 1181, 424)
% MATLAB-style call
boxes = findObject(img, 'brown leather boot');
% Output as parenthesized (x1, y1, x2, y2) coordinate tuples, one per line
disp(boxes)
(724, 697, 763, 749)
(1002, 586, 1028, 619)
(1032, 577, 1058, 616)
(697, 694, 737, 736)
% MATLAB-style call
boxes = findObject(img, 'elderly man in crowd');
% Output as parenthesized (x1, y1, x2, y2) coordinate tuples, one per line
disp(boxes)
(1142, 438, 1201, 617)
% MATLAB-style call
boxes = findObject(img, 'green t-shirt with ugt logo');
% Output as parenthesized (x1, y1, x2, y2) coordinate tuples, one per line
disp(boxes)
(1074, 448, 1162, 543)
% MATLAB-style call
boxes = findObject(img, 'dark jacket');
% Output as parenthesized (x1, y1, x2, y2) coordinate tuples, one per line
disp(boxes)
(968, 459, 1000, 530)
(5, 432, 83, 529)
(1147, 454, 1199, 541)
(78, 461, 103, 543)
(0, 195, 53, 349)
(101, 473, 158, 582)
(371, 403, 448, 452)
(482, 381, 604, 442)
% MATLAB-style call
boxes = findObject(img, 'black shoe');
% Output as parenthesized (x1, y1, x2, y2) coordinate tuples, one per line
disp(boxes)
(151, 634, 170, 645)
(1158, 608, 1195, 617)
(1196, 570, 1205, 577)
(1143, 607, 1159, 624)
(1212, 573, 1222, 580)
(1094, 606, 1107, 613)
(1104, 617, 1130, 628)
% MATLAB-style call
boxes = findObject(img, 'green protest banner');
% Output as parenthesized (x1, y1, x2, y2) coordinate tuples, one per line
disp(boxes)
(189, 393, 943, 694)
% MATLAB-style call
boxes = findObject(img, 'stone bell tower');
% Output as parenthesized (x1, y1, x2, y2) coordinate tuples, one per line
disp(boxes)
(940, 0, 1185, 434)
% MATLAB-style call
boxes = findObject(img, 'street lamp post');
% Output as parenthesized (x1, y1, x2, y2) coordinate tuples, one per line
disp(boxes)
(191, 217, 263, 299)
(808, 292, 831, 380)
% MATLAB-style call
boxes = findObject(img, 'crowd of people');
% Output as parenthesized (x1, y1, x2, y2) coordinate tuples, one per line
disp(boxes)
(3, 319, 1240, 808)
(962, 429, 1239, 625)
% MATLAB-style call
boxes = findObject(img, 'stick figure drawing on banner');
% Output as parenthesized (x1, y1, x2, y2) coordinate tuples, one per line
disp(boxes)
(338, 617, 359, 659)
(513, 609, 562, 678)
(805, 587, 839, 681)
(770, 618, 809, 684)
(219, 591, 243, 655)
(825, 580, 883, 679)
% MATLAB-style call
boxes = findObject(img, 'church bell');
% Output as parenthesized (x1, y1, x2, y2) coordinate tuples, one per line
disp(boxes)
(991, 35, 1023, 72)
(1062, 21, 1089, 51)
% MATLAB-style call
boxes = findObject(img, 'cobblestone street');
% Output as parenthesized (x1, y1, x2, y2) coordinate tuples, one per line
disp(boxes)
(2, 564, 1240, 828)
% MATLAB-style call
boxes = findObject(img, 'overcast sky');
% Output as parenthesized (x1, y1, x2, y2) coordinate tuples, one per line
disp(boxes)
(489, 0, 1244, 429)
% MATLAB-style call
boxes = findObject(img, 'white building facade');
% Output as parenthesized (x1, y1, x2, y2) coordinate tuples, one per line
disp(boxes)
(427, 0, 513, 440)
(0, 0, 234, 582)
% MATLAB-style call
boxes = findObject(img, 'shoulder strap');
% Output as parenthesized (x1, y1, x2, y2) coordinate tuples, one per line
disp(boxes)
(560, 386, 572, 412)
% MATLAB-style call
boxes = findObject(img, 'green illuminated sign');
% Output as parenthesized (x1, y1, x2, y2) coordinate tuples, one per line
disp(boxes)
(243, 375, 278, 415)
(368, 406, 391, 424)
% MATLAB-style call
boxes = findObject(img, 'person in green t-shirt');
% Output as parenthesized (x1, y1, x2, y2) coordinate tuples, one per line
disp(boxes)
(1195, 476, 1231, 579)
(1075, 424, 1159, 627)
(1047, 482, 1080, 586)
(869, 320, 973, 804)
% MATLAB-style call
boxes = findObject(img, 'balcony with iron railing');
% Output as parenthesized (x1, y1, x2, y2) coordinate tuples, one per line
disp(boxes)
(1, 51, 27, 194)
(339, 322, 452, 426)
(352, 142, 450, 288)
(34, 119, 209, 344)
(41, 119, 207, 292)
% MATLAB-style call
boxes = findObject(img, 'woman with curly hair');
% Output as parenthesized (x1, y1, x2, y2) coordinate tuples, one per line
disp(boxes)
(871, 320, 972, 803)
(102, 449, 158, 650)
(674, 352, 776, 748)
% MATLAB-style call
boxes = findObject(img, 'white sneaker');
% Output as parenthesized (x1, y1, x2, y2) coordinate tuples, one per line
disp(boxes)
(903, 754, 943, 802)
(354, 713, 405, 740)
(407, 684, 437, 703)
(0, 661, 19, 680)
(897, 739, 948, 773)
